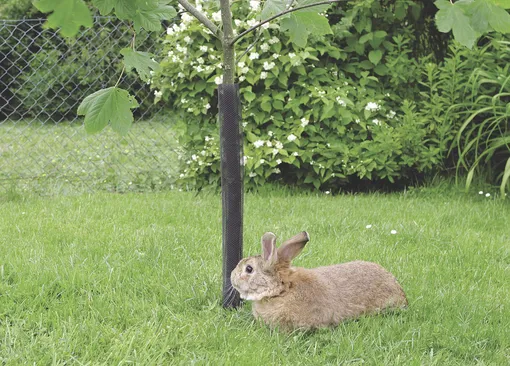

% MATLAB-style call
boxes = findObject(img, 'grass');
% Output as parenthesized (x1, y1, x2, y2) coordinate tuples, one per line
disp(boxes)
(0, 119, 180, 194)
(0, 189, 509, 364)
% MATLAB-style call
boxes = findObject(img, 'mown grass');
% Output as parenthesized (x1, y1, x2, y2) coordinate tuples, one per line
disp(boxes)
(0, 119, 180, 194)
(0, 189, 508, 364)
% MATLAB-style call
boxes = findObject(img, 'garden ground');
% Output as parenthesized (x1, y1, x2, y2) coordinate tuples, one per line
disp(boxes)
(0, 188, 509, 364)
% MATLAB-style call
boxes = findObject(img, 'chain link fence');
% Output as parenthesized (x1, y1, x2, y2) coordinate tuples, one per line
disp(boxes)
(0, 17, 181, 195)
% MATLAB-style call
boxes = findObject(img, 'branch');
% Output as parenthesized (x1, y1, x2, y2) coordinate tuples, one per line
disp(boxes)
(230, 0, 344, 46)
(177, 0, 223, 38)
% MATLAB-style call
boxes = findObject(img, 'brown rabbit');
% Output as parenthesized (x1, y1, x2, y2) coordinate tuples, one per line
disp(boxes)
(230, 232, 408, 330)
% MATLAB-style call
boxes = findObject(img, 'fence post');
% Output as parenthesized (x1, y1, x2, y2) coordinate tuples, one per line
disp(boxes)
(218, 84, 243, 309)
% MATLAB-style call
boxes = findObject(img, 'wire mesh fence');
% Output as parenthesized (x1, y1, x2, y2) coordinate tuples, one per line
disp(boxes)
(0, 17, 180, 195)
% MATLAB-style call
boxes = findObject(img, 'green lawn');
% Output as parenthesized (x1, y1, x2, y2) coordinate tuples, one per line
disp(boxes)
(0, 119, 180, 194)
(0, 189, 509, 364)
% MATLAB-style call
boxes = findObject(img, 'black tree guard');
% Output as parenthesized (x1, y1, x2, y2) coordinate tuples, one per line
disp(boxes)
(218, 84, 243, 308)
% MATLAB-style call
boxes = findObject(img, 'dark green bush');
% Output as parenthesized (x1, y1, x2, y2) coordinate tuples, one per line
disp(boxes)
(152, 0, 446, 191)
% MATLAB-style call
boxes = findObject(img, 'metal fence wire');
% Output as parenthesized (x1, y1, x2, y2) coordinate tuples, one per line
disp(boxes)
(0, 17, 180, 194)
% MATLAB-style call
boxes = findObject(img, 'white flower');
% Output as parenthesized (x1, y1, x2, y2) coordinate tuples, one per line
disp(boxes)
(166, 27, 174, 35)
(300, 118, 309, 127)
(269, 36, 279, 44)
(268, 131, 274, 137)
(287, 134, 297, 142)
(212, 11, 222, 22)
(197, 57, 204, 64)
(365, 224, 372, 229)
(249, 52, 260, 60)
(205, 136, 212, 142)
(154, 90, 163, 98)
(365, 102, 381, 112)
(242, 156, 248, 166)
(240, 66, 249, 74)
(184, 36, 192, 44)
(249, 172, 257, 178)
(259, 159, 265, 164)
(199, 45, 208, 52)
(204, 103, 211, 110)
(263, 61, 275, 70)
(238, 61, 246, 68)
(275, 141, 283, 149)
(325, 191, 331, 195)
(292, 151, 299, 156)
(276, 159, 282, 165)
(478, 191, 484, 195)
(249, 0, 260, 11)
(336, 97, 346, 106)
(372, 119, 381, 125)
(247, 19, 258, 27)
(191, 154, 198, 161)
(386, 110, 396, 119)
(266, 141, 272, 147)
(260, 43, 270, 52)
(272, 148, 279, 155)
(181, 13, 194, 23)
(242, 122, 248, 128)
(485, 193, 491, 197)
(390, 230, 397, 235)
(355, 118, 361, 124)
(177, 72, 185, 78)
(253, 140, 265, 148)
(273, 168, 281, 174)
(214, 76, 223, 85)
(196, 65, 204, 72)
(234, 19, 243, 27)
(260, 71, 268, 79)
(239, 76, 246, 82)
(201, 150, 206, 156)
(288, 52, 296, 58)
(273, 54, 280, 59)
(181, 98, 188, 104)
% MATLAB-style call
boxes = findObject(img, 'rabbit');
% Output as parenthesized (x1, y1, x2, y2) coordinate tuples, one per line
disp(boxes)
(230, 231, 408, 330)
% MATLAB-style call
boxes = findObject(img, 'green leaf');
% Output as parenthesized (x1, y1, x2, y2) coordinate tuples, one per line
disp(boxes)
(295, 0, 332, 13)
(468, 0, 510, 33)
(368, 50, 382, 65)
(33, 0, 92, 37)
(77, 87, 139, 135)
(501, 157, 510, 198)
(281, 11, 332, 47)
(435, 0, 478, 48)
(490, 0, 510, 9)
(133, 1, 177, 32)
(120, 48, 160, 82)
(92, 0, 116, 15)
(261, 0, 287, 20)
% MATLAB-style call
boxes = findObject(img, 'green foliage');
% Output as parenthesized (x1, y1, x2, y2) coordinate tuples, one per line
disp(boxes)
(121, 48, 161, 82)
(33, 0, 92, 37)
(152, 1, 446, 191)
(78, 87, 139, 135)
(434, 0, 510, 48)
(417, 37, 510, 196)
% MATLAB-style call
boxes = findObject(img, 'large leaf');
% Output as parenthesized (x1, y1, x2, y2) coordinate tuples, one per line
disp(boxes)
(435, 0, 478, 48)
(93, 0, 176, 30)
(281, 11, 332, 47)
(490, 0, 510, 9)
(33, 0, 92, 37)
(77, 87, 139, 135)
(468, 0, 510, 33)
(260, 0, 287, 20)
(368, 49, 382, 65)
(296, 0, 332, 13)
(121, 48, 160, 81)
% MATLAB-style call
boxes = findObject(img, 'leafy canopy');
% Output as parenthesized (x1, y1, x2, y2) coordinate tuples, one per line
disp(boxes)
(435, 0, 510, 48)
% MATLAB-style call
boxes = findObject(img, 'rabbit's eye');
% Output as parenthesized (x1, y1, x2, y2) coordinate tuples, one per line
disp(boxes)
(245, 265, 253, 274)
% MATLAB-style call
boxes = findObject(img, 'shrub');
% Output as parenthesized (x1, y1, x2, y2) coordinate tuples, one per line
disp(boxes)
(152, 0, 445, 191)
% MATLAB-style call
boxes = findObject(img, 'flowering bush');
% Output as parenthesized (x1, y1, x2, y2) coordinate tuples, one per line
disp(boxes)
(152, 0, 444, 191)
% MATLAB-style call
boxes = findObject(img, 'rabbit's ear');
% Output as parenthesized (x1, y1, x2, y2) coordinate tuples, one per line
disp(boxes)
(261, 232, 278, 265)
(278, 231, 310, 262)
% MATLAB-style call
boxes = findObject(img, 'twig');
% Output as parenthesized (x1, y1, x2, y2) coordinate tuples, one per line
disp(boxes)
(231, 0, 344, 46)
(177, 0, 223, 38)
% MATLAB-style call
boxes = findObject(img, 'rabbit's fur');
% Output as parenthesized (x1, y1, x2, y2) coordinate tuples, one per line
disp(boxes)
(231, 232, 407, 330)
